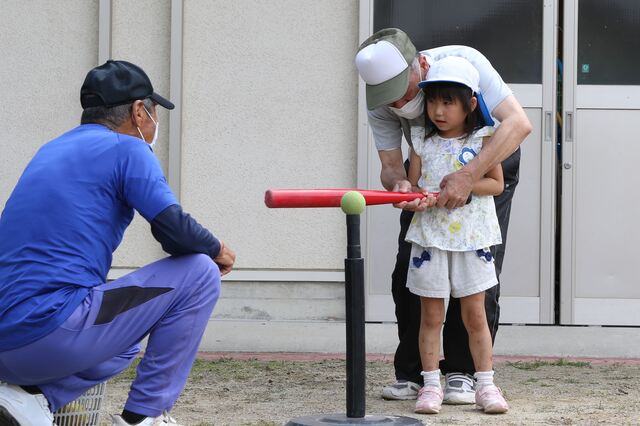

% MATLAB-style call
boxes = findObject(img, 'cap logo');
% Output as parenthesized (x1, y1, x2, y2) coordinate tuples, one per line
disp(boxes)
(355, 40, 409, 86)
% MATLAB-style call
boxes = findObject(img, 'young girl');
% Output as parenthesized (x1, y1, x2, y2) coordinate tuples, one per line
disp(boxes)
(404, 56, 508, 415)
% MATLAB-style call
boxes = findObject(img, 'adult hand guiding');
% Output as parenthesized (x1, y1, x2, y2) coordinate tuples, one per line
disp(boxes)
(437, 169, 474, 209)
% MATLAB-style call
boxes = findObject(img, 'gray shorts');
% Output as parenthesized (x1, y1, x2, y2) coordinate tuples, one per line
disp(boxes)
(407, 244, 497, 298)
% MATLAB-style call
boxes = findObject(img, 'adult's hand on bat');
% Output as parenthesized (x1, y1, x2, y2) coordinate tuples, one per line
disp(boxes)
(437, 170, 473, 209)
(214, 240, 236, 276)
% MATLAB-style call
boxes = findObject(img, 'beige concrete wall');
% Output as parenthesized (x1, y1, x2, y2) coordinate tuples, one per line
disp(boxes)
(1, 0, 360, 274)
(0, 0, 97, 204)
(181, 0, 360, 269)
(110, 0, 172, 266)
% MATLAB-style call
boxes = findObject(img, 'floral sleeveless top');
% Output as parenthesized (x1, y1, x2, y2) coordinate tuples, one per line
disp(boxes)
(405, 126, 502, 251)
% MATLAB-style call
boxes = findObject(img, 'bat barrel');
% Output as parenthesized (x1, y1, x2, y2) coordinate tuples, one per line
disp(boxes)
(265, 189, 430, 208)
(265, 189, 347, 208)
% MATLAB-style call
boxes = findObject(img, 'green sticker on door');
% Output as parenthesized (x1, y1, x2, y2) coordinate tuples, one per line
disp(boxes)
(581, 64, 590, 73)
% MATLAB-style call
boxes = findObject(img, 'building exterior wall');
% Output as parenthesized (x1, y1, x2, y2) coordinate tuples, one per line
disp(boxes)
(110, 0, 172, 266)
(181, 0, 359, 270)
(1, 1, 98, 204)
(0, 0, 360, 278)
(2, 1, 640, 350)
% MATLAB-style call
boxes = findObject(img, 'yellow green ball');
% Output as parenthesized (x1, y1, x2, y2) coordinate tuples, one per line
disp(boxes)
(340, 191, 366, 215)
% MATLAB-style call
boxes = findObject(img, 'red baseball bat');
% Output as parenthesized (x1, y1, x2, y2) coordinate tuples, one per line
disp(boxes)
(264, 188, 437, 208)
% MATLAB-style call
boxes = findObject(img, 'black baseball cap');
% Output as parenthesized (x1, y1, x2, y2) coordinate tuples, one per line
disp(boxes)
(80, 60, 174, 110)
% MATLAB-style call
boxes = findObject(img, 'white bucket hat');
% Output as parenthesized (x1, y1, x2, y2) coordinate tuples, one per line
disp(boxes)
(419, 56, 480, 92)
(418, 56, 495, 126)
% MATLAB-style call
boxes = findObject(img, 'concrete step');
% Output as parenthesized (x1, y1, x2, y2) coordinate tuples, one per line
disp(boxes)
(200, 320, 640, 358)
(213, 281, 345, 321)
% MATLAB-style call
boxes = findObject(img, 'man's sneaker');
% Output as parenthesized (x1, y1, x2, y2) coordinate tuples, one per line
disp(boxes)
(475, 384, 509, 414)
(111, 410, 183, 426)
(443, 372, 476, 405)
(0, 382, 54, 426)
(414, 385, 443, 414)
(381, 380, 421, 400)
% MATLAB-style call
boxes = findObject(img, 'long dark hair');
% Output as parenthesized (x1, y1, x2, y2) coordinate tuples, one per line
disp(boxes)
(422, 82, 484, 138)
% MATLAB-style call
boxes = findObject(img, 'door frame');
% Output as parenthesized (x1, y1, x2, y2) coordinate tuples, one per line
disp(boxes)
(357, 0, 557, 324)
(560, 0, 640, 325)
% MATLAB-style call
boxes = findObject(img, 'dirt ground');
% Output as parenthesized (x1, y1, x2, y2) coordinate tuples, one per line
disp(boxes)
(97, 354, 640, 426)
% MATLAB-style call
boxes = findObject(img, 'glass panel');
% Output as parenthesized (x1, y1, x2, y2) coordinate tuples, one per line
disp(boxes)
(578, 0, 640, 85)
(373, 0, 543, 84)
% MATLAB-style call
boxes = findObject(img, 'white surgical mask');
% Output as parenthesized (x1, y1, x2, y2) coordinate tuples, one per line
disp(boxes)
(389, 61, 425, 120)
(136, 106, 159, 150)
(389, 90, 424, 119)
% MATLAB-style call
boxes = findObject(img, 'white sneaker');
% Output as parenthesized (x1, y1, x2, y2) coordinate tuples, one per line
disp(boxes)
(381, 380, 421, 400)
(0, 382, 54, 426)
(443, 373, 476, 405)
(111, 410, 183, 426)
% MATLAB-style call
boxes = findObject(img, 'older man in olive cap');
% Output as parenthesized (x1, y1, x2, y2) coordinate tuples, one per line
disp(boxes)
(0, 60, 235, 426)
(355, 28, 531, 404)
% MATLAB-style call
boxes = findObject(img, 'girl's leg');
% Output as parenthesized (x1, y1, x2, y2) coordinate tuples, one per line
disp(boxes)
(418, 297, 445, 372)
(459, 292, 492, 372)
(460, 291, 508, 413)
(415, 297, 445, 414)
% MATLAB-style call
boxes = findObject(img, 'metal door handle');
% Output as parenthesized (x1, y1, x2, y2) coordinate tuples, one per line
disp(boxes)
(565, 112, 573, 142)
(544, 111, 552, 141)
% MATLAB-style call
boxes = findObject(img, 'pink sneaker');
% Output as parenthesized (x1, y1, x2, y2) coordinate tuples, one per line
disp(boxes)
(475, 384, 509, 414)
(414, 385, 443, 414)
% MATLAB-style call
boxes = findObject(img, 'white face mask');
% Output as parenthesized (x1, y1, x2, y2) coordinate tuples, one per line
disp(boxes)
(136, 106, 159, 150)
(389, 90, 424, 119)
(388, 62, 425, 120)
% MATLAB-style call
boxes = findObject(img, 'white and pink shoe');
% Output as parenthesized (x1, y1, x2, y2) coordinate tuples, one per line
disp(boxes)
(475, 384, 509, 414)
(414, 385, 443, 414)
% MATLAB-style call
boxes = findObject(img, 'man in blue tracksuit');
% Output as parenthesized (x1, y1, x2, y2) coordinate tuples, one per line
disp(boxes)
(0, 60, 235, 426)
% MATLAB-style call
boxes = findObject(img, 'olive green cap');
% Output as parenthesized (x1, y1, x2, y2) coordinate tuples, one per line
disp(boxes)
(355, 28, 417, 110)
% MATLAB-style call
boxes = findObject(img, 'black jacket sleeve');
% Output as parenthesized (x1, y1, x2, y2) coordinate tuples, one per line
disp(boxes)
(150, 204, 221, 258)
